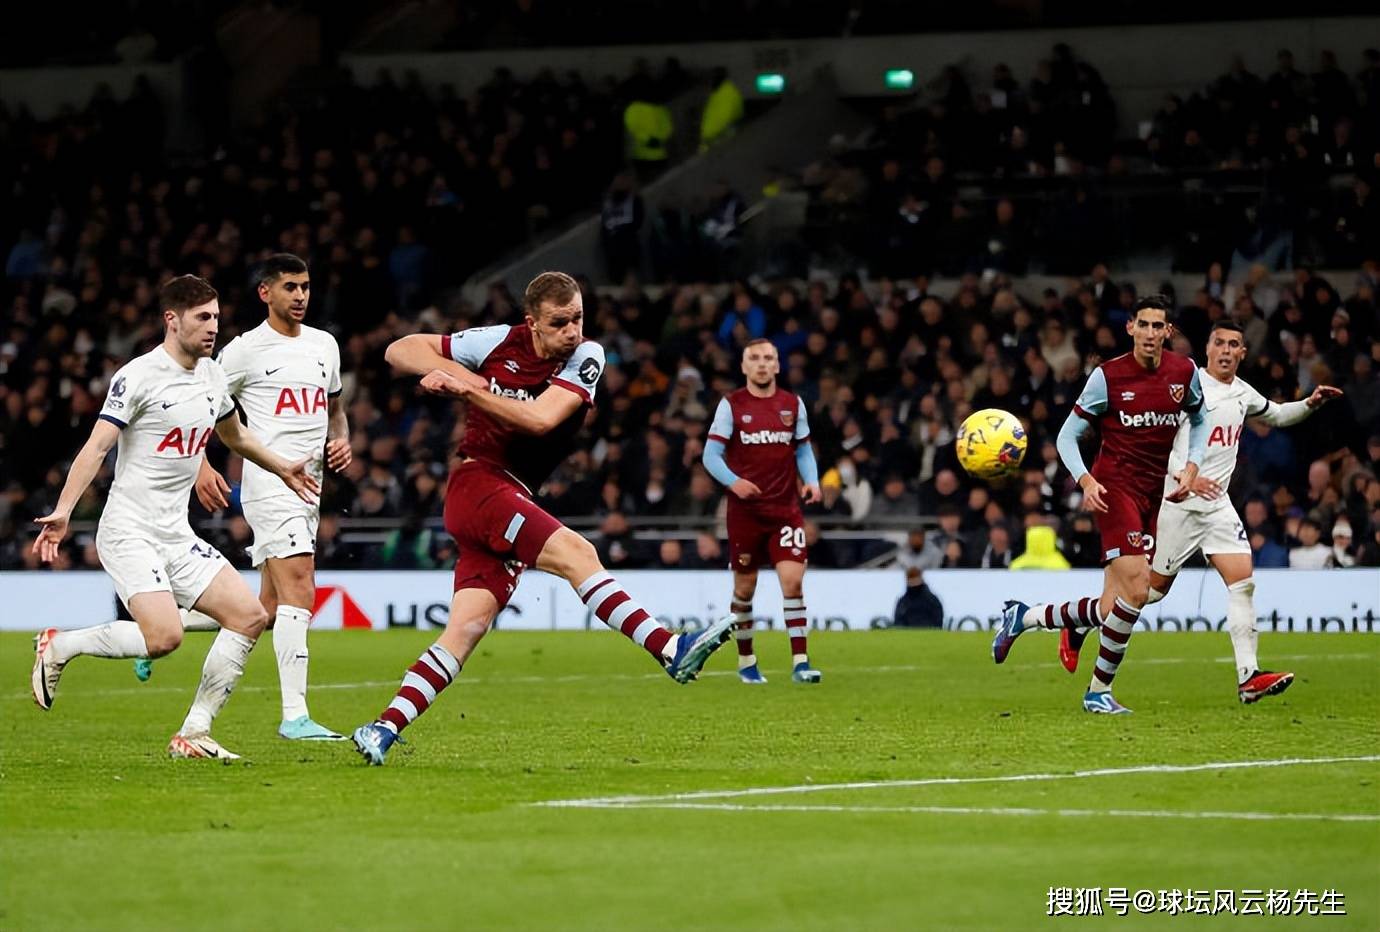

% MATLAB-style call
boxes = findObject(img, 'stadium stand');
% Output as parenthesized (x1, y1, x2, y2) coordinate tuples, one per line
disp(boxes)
(3, 35, 1378, 572)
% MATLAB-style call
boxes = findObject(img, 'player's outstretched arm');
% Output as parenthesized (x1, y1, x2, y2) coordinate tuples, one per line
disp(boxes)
(385, 334, 486, 389)
(214, 416, 320, 503)
(1251, 385, 1343, 427)
(33, 419, 120, 563)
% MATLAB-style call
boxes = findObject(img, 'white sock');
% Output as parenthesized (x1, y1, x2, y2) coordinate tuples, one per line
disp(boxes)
(1226, 578, 1258, 684)
(50, 621, 149, 664)
(179, 629, 255, 737)
(273, 605, 312, 721)
(180, 609, 220, 632)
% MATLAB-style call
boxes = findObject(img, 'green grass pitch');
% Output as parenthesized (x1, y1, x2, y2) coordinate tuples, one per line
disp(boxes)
(2, 629, 1377, 930)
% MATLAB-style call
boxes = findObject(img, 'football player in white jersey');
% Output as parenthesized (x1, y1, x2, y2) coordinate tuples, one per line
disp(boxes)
(1059, 320, 1341, 703)
(143, 254, 351, 741)
(30, 275, 319, 759)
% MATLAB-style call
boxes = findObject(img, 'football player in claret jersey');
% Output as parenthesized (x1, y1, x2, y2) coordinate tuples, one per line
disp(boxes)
(30, 276, 319, 759)
(991, 296, 1216, 714)
(154, 254, 351, 740)
(351, 271, 735, 764)
(1059, 320, 1341, 702)
(703, 338, 823, 683)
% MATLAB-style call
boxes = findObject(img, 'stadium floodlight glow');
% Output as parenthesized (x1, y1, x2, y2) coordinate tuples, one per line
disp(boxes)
(755, 72, 786, 95)
(885, 69, 915, 90)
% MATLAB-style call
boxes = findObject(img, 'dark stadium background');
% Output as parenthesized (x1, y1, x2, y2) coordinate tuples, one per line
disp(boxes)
(3, 0, 1378, 576)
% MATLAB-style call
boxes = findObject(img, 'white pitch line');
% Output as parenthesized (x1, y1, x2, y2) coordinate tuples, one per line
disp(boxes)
(571, 801, 1380, 823)
(535, 755, 1380, 808)
(6, 653, 1374, 701)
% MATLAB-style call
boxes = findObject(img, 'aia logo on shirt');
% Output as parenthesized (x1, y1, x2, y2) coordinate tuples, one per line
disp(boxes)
(275, 387, 327, 416)
(156, 426, 214, 457)
(1209, 424, 1243, 447)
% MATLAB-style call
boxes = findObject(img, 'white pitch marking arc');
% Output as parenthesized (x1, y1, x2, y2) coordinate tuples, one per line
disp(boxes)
(534, 755, 1380, 809)
(571, 802, 1380, 823)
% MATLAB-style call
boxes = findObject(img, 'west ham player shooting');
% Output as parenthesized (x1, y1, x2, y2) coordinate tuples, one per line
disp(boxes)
(351, 271, 735, 765)
(991, 296, 1215, 714)
(148, 254, 351, 741)
(1058, 320, 1341, 702)
(30, 276, 318, 759)
(703, 338, 823, 683)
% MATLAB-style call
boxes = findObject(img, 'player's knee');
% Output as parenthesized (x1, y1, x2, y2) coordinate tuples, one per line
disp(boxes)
(543, 529, 599, 579)
(145, 626, 183, 657)
(238, 604, 270, 637)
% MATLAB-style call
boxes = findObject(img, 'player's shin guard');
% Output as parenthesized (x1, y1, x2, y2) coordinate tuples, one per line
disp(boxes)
(1225, 578, 1258, 684)
(577, 571, 674, 662)
(1025, 597, 1102, 631)
(731, 600, 755, 669)
(272, 605, 312, 722)
(179, 629, 255, 736)
(379, 644, 460, 734)
(1088, 598, 1139, 692)
(48, 621, 149, 662)
(783, 597, 809, 665)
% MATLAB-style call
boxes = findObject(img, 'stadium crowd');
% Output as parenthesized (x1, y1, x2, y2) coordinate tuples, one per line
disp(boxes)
(3, 43, 1379, 572)
(803, 44, 1380, 278)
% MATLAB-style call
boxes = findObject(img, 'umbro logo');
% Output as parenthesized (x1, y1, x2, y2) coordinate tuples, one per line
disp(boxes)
(1120, 391, 1136, 401)
(504, 360, 520, 373)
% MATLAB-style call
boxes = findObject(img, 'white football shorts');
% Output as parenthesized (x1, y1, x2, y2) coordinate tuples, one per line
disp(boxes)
(1151, 499, 1251, 576)
(242, 496, 319, 567)
(96, 528, 227, 611)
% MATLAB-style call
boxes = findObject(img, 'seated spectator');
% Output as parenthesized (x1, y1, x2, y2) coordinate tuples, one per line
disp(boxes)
(654, 538, 687, 569)
(1251, 528, 1290, 568)
(976, 524, 1015, 569)
(685, 531, 726, 569)
(597, 511, 646, 569)
(1330, 519, 1357, 567)
(1288, 518, 1332, 568)
(871, 473, 919, 517)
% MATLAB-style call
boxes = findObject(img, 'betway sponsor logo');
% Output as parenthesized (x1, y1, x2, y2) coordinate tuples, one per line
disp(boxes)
(739, 428, 793, 444)
(1118, 409, 1179, 428)
(489, 377, 534, 402)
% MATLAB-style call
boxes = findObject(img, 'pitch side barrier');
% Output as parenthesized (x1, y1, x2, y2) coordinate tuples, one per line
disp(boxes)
(2, 569, 1376, 633)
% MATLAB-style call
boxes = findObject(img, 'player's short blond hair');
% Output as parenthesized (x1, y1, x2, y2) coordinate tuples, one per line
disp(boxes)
(524, 271, 580, 317)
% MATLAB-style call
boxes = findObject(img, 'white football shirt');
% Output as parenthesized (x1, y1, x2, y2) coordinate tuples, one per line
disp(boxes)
(217, 322, 342, 505)
(1164, 368, 1269, 512)
(98, 346, 235, 539)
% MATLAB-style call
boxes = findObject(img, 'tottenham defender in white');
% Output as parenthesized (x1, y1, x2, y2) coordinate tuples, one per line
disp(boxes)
(31, 275, 319, 759)
(176, 254, 351, 741)
(1061, 320, 1341, 703)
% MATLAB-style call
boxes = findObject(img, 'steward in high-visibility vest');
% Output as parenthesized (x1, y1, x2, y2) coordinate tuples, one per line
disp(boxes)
(624, 100, 673, 163)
